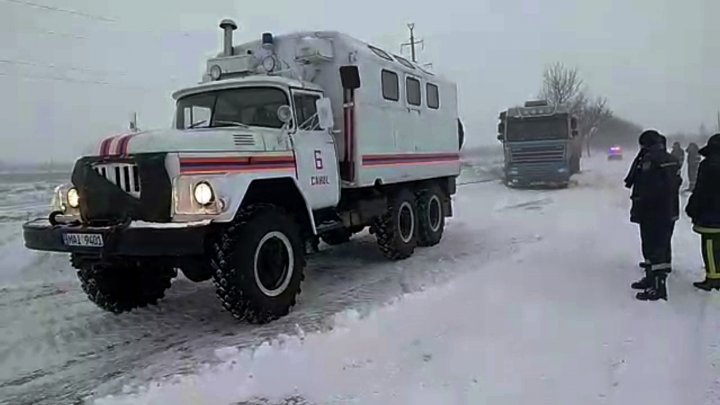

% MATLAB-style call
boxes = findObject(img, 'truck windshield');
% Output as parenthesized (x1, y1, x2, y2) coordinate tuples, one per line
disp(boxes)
(176, 87, 288, 130)
(506, 117, 569, 141)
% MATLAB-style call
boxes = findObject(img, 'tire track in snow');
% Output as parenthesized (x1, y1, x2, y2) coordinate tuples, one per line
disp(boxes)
(0, 206, 527, 404)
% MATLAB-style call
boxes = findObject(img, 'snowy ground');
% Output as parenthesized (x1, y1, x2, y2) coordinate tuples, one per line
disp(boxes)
(2, 155, 719, 404)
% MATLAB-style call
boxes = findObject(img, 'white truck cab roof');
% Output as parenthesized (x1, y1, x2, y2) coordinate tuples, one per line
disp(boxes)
(172, 76, 323, 100)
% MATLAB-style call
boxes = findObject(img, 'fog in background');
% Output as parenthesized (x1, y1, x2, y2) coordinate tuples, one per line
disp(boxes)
(1, 0, 718, 164)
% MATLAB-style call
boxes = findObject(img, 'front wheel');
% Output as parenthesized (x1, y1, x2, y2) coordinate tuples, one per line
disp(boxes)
(570, 155, 581, 174)
(72, 255, 176, 314)
(211, 204, 305, 324)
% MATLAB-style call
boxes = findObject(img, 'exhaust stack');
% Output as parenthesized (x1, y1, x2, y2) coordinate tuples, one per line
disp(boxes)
(219, 19, 238, 57)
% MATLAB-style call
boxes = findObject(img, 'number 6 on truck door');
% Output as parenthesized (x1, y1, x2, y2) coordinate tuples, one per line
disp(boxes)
(291, 90, 340, 210)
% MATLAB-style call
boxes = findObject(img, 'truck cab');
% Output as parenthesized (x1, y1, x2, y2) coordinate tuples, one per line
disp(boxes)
(497, 101, 580, 188)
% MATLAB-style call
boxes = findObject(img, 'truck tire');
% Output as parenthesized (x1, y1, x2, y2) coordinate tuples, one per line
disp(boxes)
(72, 254, 176, 314)
(211, 204, 305, 324)
(417, 186, 445, 247)
(321, 228, 352, 245)
(570, 155, 581, 174)
(374, 188, 418, 260)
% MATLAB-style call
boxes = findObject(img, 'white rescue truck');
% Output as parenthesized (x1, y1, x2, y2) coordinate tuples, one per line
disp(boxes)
(23, 20, 462, 323)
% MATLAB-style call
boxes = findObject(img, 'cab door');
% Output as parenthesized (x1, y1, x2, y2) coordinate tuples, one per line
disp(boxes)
(290, 89, 340, 210)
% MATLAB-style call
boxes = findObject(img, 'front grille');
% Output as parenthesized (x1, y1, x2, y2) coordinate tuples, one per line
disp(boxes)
(510, 145, 565, 164)
(92, 162, 141, 198)
(72, 154, 171, 224)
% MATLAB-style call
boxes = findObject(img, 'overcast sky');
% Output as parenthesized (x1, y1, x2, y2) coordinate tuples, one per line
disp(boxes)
(2, 0, 718, 163)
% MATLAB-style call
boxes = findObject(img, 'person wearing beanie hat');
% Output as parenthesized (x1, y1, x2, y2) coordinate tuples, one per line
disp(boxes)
(686, 134, 720, 291)
(625, 129, 682, 301)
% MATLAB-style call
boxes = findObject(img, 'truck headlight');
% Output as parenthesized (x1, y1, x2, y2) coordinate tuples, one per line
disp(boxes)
(67, 187, 80, 208)
(193, 182, 215, 206)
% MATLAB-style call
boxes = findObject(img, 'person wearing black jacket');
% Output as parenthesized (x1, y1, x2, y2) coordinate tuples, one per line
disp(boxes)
(624, 130, 682, 301)
(686, 142, 701, 191)
(671, 141, 685, 170)
(686, 134, 720, 291)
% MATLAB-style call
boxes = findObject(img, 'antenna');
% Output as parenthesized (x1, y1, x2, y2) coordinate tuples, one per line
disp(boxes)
(400, 23, 424, 62)
(129, 112, 138, 132)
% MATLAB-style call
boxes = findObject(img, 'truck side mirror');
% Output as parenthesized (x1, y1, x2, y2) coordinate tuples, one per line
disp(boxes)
(570, 117, 578, 130)
(340, 66, 361, 90)
(572, 130, 579, 137)
(497, 122, 505, 135)
(497, 134, 504, 141)
(316, 97, 334, 130)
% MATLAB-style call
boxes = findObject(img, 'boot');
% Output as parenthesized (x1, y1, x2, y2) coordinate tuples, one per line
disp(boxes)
(636, 272, 668, 301)
(631, 270, 652, 290)
(693, 278, 720, 291)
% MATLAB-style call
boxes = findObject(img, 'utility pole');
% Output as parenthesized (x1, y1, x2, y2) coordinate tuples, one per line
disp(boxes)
(400, 23, 424, 62)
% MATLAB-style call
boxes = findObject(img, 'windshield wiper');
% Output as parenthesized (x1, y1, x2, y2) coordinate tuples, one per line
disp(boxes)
(212, 120, 250, 129)
(188, 119, 208, 129)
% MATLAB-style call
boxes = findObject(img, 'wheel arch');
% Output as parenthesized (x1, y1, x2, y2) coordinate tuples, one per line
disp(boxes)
(239, 177, 317, 235)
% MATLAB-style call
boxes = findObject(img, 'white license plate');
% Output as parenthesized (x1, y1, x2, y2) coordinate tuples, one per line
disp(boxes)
(63, 233, 104, 248)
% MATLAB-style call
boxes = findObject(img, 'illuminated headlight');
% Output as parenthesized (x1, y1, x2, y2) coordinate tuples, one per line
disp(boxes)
(209, 65, 222, 81)
(67, 187, 80, 208)
(193, 182, 215, 206)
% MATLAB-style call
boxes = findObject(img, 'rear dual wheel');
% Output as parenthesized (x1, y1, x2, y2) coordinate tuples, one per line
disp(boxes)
(374, 189, 419, 260)
(373, 186, 447, 259)
(417, 187, 445, 247)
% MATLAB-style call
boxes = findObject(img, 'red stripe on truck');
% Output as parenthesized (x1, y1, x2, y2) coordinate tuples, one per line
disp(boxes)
(362, 153, 459, 166)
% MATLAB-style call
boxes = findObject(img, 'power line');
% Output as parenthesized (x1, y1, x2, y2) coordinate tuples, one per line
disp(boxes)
(0, 58, 126, 76)
(0, 71, 110, 85)
(0, 0, 115, 22)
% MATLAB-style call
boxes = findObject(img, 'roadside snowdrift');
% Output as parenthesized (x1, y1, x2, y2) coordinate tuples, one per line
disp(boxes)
(99, 157, 720, 405)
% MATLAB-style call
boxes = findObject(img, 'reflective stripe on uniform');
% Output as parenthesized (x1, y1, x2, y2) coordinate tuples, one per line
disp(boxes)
(708, 238, 720, 280)
(694, 226, 720, 234)
(650, 263, 672, 272)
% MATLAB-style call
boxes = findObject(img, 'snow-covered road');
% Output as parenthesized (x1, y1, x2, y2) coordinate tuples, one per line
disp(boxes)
(2, 155, 719, 405)
(101, 156, 720, 405)
(1, 161, 509, 404)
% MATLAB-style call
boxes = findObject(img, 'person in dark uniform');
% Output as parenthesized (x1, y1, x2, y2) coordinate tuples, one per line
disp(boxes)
(686, 142, 701, 191)
(671, 141, 685, 170)
(686, 134, 720, 291)
(624, 130, 682, 301)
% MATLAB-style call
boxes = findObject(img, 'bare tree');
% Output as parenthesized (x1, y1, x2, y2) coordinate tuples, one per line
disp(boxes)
(540, 62, 584, 107)
(578, 97, 613, 156)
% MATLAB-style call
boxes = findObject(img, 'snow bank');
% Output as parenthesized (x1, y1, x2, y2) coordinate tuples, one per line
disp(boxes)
(98, 157, 720, 405)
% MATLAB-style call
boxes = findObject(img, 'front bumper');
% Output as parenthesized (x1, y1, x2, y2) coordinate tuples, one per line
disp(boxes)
(505, 163, 570, 186)
(23, 218, 210, 256)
